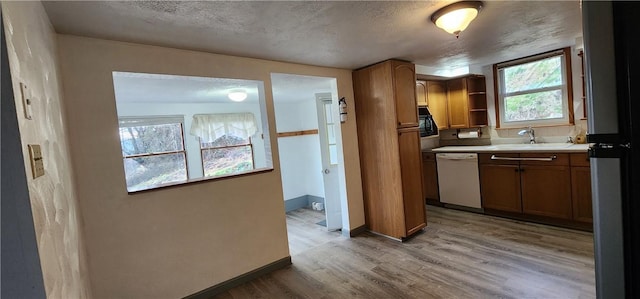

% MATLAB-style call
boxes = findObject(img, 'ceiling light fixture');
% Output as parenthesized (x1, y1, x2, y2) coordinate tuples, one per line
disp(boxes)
(227, 90, 247, 102)
(431, 1, 483, 38)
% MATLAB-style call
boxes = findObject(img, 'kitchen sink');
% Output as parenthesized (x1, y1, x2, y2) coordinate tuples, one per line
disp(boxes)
(486, 143, 575, 150)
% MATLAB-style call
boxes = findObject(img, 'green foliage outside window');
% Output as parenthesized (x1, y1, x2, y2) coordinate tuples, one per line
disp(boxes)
(501, 55, 566, 123)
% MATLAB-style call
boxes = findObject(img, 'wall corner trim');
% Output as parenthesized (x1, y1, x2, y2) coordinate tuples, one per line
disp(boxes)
(343, 224, 367, 237)
(183, 256, 292, 298)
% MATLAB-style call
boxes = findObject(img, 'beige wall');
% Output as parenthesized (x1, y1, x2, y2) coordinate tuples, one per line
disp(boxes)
(56, 34, 364, 298)
(1, 2, 92, 298)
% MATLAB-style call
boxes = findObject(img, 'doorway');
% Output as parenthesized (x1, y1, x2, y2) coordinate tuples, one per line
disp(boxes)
(271, 73, 348, 255)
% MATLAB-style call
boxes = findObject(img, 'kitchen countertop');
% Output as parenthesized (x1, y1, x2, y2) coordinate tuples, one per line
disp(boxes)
(431, 143, 590, 153)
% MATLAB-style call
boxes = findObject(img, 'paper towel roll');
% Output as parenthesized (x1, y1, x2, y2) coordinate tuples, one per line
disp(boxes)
(458, 131, 479, 139)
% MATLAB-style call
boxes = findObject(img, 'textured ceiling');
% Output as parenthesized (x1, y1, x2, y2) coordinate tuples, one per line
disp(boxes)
(42, 1, 583, 72)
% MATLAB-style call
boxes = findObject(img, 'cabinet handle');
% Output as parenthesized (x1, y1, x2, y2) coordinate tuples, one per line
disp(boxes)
(491, 155, 557, 162)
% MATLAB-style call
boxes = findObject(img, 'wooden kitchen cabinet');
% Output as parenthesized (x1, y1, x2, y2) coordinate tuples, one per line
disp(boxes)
(399, 128, 427, 235)
(446, 78, 469, 129)
(571, 153, 593, 223)
(393, 61, 419, 128)
(427, 81, 449, 130)
(422, 152, 439, 204)
(520, 154, 572, 220)
(353, 59, 426, 240)
(480, 153, 521, 213)
(416, 80, 428, 106)
(520, 165, 573, 219)
(466, 76, 489, 127)
(480, 165, 522, 213)
(480, 153, 573, 220)
(446, 75, 488, 129)
(417, 76, 486, 130)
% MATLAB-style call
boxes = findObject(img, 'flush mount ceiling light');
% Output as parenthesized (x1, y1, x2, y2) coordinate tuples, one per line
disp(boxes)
(431, 1, 483, 38)
(227, 90, 247, 102)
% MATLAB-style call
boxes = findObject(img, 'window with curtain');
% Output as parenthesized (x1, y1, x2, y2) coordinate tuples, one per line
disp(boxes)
(112, 72, 274, 192)
(190, 113, 258, 177)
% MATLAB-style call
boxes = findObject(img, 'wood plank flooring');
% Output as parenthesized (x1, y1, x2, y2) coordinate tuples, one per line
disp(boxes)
(214, 206, 595, 298)
(284, 208, 344, 256)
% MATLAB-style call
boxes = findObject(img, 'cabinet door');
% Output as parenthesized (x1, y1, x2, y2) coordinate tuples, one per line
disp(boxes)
(426, 81, 449, 130)
(480, 164, 522, 213)
(392, 61, 419, 128)
(572, 166, 593, 223)
(422, 153, 439, 202)
(398, 129, 426, 236)
(520, 165, 572, 219)
(446, 78, 469, 129)
(416, 80, 428, 106)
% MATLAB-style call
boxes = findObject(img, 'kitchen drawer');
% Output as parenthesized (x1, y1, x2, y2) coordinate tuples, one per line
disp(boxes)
(570, 153, 590, 167)
(519, 153, 569, 166)
(422, 152, 436, 162)
(479, 153, 520, 165)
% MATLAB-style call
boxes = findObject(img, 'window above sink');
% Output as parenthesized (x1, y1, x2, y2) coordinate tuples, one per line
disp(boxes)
(494, 47, 575, 129)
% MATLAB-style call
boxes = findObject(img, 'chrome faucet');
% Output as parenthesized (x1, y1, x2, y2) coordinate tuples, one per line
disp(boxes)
(518, 126, 536, 144)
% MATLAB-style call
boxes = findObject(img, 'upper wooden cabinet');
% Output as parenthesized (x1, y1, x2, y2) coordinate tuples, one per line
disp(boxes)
(418, 75, 487, 130)
(392, 61, 419, 128)
(447, 75, 488, 128)
(466, 76, 489, 127)
(427, 81, 449, 130)
(446, 78, 470, 129)
(416, 80, 428, 106)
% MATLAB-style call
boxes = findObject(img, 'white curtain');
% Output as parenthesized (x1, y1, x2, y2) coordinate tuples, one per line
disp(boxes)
(190, 113, 258, 142)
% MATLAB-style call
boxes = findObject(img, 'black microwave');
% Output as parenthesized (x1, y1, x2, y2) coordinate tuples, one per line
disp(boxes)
(418, 107, 438, 137)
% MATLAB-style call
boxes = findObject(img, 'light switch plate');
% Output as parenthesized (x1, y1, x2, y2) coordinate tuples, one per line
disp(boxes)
(28, 144, 45, 178)
(20, 82, 33, 120)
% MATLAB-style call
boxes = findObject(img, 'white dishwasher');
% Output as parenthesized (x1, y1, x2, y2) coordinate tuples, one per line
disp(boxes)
(436, 153, 482, 209)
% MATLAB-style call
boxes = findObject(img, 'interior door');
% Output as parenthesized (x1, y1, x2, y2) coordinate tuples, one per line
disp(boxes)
(316, 94, 342, 231)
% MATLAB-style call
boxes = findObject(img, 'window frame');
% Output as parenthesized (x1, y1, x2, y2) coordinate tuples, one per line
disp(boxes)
(118, 115, 189, 191)
(493, 47, 574, 128)
(199, 136, 255, 177)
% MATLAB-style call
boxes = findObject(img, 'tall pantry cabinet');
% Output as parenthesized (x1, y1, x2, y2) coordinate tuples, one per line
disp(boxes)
(352, 59, 427, 240)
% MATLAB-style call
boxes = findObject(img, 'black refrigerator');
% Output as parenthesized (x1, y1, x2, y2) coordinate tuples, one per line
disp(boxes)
(582, 1, 640, 298)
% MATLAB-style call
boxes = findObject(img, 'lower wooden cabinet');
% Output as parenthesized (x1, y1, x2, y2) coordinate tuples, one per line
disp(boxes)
(479, 152, 592, 226)
(570, 153, 593, 223)
(480, 163, 521, 213)
(422, 152, 439, 204)
(520, 165, 572, 219)
(398, 129, 427, 235)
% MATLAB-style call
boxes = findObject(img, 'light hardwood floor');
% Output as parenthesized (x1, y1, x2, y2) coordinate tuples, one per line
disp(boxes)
(284, 208, 344, 256)
(215, 206, 595, 298)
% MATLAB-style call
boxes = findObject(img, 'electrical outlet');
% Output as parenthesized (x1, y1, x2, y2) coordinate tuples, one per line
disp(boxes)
(20, 82, 33, 120)
(28, 144, 45, 178)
